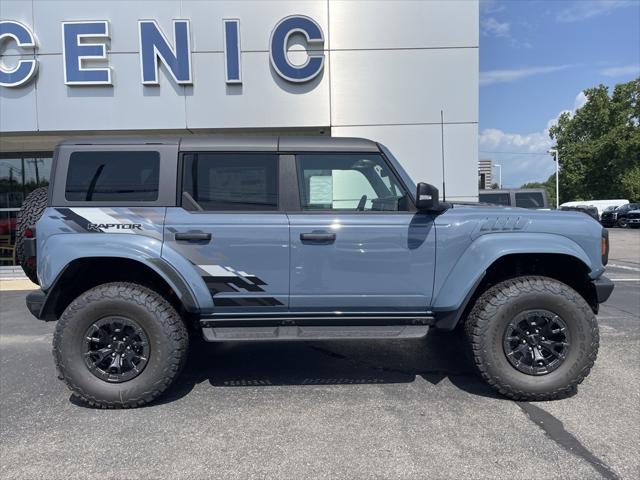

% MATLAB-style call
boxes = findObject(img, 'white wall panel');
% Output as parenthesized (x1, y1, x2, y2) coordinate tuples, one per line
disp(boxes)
(0, 0, 35, 56)
(332, 123, 478, 201)
(36, 53, 187, 131)
(32, 0, 181, 55)
(186, 51, 330, 129)
(182, 0, 327, 53)
(330, 48, 478, 126)
(0, 69, 38, 131)
(330, 0, 478, 50)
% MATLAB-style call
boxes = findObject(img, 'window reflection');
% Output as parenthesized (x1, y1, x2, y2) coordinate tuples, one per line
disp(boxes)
(0, 153, 52, 265)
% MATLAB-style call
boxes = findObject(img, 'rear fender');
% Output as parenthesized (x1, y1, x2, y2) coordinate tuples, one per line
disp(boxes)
(38, 233, 206, 312)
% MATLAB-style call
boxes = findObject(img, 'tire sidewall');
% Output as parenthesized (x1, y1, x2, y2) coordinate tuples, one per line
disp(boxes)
(479, 283, 595, 395)
(55, 289, 179, 405)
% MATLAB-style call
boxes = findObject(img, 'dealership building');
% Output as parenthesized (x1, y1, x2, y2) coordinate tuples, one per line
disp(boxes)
(0, 0, 478, 264)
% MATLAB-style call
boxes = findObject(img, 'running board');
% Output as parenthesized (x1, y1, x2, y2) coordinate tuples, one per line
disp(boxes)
(202, 324, 429, 342)
(199, 313, 434, 342)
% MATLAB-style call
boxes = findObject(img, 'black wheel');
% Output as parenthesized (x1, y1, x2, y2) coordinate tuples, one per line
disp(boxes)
(53, 283, 188, 408)
(465, 276, 599, 401)
(617, 217, 628, 228)
(15, 186, 48, 284)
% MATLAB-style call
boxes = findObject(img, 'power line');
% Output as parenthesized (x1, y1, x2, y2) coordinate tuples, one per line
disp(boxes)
(479, 150, 553, 155)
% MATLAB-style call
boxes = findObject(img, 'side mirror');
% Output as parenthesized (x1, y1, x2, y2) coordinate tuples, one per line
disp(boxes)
(415, 183, 440, 211)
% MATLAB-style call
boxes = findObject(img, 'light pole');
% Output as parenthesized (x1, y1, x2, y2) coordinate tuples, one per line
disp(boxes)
(548, 149, 559, 208)
(494, 164, 502, 189)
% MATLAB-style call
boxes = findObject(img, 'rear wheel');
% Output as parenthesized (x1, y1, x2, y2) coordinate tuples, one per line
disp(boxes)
(465, 276, 598, 401)
(53, 282, 188, 408)
(15, 187, 48, 284)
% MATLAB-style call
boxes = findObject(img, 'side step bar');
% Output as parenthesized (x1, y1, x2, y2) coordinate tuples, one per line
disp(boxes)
(202, 324, 429, 342)
(199, 313, 434, 342)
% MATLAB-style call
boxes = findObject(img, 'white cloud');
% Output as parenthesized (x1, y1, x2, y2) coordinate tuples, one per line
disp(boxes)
(480, 65, 570, 86)
(574, 91, 588, 110)
(479, 91, 588, 186)
(480, 0, 505, 15)
(599, 64, 640, 77)
(481, 17, 510, 37)
(556, 0, 638, 23)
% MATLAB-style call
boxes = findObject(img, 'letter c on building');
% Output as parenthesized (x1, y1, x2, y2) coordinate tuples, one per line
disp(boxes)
(0, 20, 38, 87)
(269, 15, 324, 83)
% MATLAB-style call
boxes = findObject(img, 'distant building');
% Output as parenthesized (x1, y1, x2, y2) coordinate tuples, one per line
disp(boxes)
(478, 159, 492, 189)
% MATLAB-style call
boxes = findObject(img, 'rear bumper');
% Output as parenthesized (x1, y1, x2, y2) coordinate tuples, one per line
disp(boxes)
(26, 289, 46, 320)
(593, 276, 614, 304)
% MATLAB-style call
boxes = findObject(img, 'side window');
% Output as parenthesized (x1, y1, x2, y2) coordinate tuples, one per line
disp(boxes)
(515, 192, 544, 208)
(182, 153, 278, 211)
(479, 193, 511, 206)
(65, 151, 159, 201)
(296, 154, 410, 211)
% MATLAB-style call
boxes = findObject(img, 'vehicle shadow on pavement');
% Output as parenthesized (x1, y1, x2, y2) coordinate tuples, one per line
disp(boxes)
(154, 328, 505, 405)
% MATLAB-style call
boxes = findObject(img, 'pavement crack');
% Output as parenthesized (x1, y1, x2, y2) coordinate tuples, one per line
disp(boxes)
(517, 402, 620, 480)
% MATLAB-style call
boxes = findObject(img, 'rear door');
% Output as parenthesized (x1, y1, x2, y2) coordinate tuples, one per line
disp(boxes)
(287, 152, 436, 312)
(163, 152, 289, 312)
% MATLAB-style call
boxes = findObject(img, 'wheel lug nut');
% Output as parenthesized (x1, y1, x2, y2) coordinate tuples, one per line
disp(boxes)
(108, 344, 111, 348)
(113, 337, 117, 340)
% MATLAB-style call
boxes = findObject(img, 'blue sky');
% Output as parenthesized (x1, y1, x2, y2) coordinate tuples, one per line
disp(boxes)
(479, 0, 640, 187)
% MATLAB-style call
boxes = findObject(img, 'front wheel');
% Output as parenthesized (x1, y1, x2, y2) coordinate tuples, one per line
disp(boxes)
(617, 217, 629, 228)
(53, 283, 188, 408)
(465, 276, 598, 401)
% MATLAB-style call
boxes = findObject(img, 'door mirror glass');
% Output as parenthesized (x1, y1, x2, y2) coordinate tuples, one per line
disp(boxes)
(415, 183, 440, 211)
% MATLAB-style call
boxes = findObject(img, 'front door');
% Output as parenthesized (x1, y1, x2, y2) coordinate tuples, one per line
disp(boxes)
(288, 152, 436, 312)
(163, 152, 289, 312)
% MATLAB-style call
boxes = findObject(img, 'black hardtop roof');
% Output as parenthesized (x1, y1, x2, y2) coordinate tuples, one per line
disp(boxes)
(57, 135, 379, 152)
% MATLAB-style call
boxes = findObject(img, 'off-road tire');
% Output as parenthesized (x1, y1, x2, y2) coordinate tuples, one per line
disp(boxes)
(53, 282, 189, 408)
(465, 276, 599, 401)
(15, 186, 48, 284)
(617, 217, 629, 228)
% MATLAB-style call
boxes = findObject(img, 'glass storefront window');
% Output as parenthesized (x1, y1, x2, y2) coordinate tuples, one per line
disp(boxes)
(0, 153, 52, 265)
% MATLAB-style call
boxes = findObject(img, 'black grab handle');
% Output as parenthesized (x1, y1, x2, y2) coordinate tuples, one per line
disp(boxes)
(300, 232, 336, 243)
(174, 232, 212, 242)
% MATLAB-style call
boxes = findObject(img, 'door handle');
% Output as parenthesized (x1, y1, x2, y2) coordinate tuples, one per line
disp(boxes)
(300, 232, 336, 243)
(174, 232, 212, 242)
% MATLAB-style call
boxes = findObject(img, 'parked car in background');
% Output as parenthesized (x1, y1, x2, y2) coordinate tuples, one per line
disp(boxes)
(559, 205, 599, 221)
(561, 199, 629, 220)
(626, 209, 640, 229)
(600, 203, 640, 228)
(478, 189, 549, 209)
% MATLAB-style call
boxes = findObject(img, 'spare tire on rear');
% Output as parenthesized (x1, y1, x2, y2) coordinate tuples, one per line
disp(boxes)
(16, 187, 48, 285)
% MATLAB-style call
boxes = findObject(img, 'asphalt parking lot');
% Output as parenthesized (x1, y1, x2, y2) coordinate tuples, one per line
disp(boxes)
(1, 229, 638, 480)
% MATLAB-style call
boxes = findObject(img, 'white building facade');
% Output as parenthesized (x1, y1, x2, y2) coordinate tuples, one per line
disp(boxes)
(0, 0, 478, 258)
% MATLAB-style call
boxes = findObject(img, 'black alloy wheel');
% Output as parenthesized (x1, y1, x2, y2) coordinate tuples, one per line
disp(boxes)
(82, 316, 150, 383)
(503, 310, 570, 376)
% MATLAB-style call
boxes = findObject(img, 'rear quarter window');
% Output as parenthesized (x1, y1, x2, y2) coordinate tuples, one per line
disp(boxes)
(515, 192, 545, 208)
(65, 151, 160, 201)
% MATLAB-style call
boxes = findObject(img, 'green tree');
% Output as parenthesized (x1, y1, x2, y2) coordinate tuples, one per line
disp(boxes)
(548, 78, 640, 203)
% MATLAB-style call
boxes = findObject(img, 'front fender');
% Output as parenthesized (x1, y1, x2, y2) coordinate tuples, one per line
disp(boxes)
(38, 233, 203, 312)
(432, 232, 594, 313)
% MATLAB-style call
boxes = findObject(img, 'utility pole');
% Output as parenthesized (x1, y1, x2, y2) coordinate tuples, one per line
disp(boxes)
(548, 149, 559, 208)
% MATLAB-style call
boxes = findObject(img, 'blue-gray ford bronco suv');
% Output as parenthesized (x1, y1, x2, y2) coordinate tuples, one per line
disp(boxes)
(17, 136, 614, 408)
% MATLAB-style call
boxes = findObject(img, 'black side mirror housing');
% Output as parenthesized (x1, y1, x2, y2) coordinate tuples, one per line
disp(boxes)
(415, 183, 442, 211)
